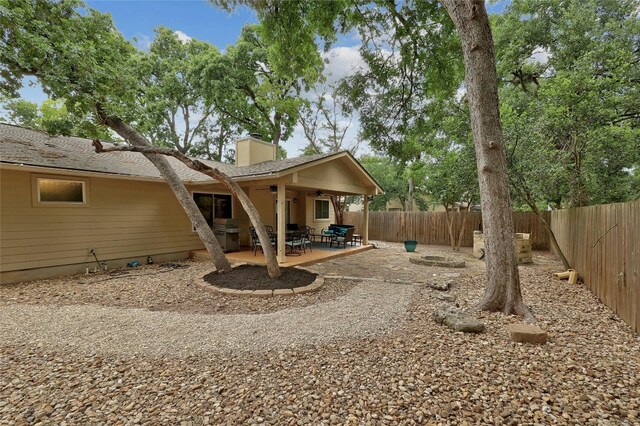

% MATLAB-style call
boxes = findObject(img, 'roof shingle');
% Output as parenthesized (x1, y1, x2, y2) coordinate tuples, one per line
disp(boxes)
(0, 123, 335, 183)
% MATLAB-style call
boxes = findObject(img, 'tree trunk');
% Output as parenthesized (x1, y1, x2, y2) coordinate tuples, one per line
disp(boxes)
(92, 139, 282, 278)
(539, 212, 570, 270)
(444, 206, 456, 250)
(407, 177, 414, 211)
(455, 207, 470, 251)
(515, 185, 571, 270)
(441, 0, 533, 319)
(330, 195, 345, 225)
(96, 112, 232, 273)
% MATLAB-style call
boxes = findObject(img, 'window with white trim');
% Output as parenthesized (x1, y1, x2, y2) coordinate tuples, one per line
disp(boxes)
(37, 178, 86, 204)
(314, 199, 330, 220)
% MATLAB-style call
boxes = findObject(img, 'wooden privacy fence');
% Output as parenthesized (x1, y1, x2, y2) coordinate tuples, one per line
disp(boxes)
(551, 200, 639, 333)
(343, 210, 551, 250)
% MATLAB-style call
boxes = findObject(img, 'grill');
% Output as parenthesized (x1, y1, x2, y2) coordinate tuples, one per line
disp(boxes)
(212, 218, 239, 253)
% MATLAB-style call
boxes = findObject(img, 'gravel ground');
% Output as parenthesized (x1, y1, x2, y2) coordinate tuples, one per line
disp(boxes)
(1, 243, 639, 425)
(0, 280, 414, 356)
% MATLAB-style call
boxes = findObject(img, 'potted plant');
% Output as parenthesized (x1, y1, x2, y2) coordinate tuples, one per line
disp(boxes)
(404, 240, 418, 252)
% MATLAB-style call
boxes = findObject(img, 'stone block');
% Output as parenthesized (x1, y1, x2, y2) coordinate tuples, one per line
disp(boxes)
(475, 232, 532, 263)
(234, 289, 255, 298)
(293, 277, 324, 295)
(507, 324, 547, 344)
(273, 288, 294, 296)
(251, 289, 273, 298)
(215, 287, 237, 295)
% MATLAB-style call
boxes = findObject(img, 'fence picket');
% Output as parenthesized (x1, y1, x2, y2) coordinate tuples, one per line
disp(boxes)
(344, 210, 550, 250)
(344, 203, 638, 333)
(551, 200, 639, 333)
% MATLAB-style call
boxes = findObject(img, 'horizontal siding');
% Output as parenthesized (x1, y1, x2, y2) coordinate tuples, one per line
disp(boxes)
(3, 242, 200, 271)
(2, 219, 181, 232)
(2, 229, 194, 247)
(2, 235, 200, 257)
(0, 168, 204, 273)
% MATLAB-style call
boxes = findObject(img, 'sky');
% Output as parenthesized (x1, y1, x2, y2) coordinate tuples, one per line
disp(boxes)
(16, 0, 510, 158)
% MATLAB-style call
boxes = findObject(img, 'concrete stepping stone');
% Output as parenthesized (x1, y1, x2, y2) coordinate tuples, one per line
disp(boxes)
(507, 324, 548, 344)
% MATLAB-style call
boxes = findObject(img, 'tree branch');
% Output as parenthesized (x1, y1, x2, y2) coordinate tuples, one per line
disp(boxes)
(92, 139, 281, 277)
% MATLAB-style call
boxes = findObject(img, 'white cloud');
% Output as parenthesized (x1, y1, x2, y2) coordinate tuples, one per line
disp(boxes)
(322, 45, 367, 84)
(174, 30, 192, 44)
(529, 47, 551, 65)
(455, 85, 466, 101)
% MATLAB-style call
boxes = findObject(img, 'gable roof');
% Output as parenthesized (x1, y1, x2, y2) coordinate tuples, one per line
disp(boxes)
(0, 123, 383, 193)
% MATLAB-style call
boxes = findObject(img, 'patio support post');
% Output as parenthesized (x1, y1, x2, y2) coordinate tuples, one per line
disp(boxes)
(363, 194, 369, 244)
(277, 182, 286, 263)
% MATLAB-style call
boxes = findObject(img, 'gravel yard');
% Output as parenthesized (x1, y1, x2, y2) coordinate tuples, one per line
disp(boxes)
(1, 243, 639, 425)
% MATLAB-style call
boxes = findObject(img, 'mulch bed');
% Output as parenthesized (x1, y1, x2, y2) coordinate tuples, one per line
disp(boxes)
(203, 264, 318, 290)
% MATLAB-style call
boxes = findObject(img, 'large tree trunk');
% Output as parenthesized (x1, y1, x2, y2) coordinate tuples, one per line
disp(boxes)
(96, 112, 232, 273)
(92, 139, 282, 278)
(441, 0, 533, 319)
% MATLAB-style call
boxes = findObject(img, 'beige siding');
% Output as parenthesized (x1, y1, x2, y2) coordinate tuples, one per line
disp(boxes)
(297, 160, 373, 195)
(1, 169, 204, 281)
(305, 196, 336, 232)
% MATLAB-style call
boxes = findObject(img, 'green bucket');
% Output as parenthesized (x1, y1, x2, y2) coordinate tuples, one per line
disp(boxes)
(404, 240, 418, 252)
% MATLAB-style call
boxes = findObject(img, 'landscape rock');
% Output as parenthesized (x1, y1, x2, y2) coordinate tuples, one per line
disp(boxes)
(433, 307, 485, 333)
(0, 242, 638, 425)
(507, 323, 548, 344)
(436, 294, 456, 302)
(426, 280, 452, 291)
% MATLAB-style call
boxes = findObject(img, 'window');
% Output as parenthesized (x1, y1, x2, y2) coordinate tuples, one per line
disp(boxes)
(193, 192, 233, 226)
(37, 178, 86, 204)
(315, 199, 330, 220)
(214, 194, 232, 219)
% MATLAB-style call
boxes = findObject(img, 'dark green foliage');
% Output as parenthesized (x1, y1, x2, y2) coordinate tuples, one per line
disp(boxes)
(495, 0, 640, 207)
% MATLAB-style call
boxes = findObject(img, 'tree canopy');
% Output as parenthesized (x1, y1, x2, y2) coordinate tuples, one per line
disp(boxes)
(494, 0, 640, 207)
(0, 98, 112, 138)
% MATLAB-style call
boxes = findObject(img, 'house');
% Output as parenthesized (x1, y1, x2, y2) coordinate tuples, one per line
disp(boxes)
(0, 124, 383, 284)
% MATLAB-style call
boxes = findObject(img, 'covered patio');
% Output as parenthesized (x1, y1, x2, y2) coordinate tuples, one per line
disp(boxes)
(187, 137, 384, 265)
(192, 241, 373, 268)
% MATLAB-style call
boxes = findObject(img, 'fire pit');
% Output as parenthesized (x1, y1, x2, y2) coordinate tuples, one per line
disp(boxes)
(409, 255, 465, 268)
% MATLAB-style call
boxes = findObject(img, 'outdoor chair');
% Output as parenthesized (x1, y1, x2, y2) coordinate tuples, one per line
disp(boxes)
(264, 225, 276, 241)
(330, 227, 355, 249)
(300, 226, 314, 251)
(285, 230, 311, 255)
(249, 226, 275, 256)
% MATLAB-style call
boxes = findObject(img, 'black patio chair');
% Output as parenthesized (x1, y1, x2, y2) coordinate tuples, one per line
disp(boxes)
(249, 226, 275, 256)
(285, 229, 311, 254)
(300, 226, 314, 252)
